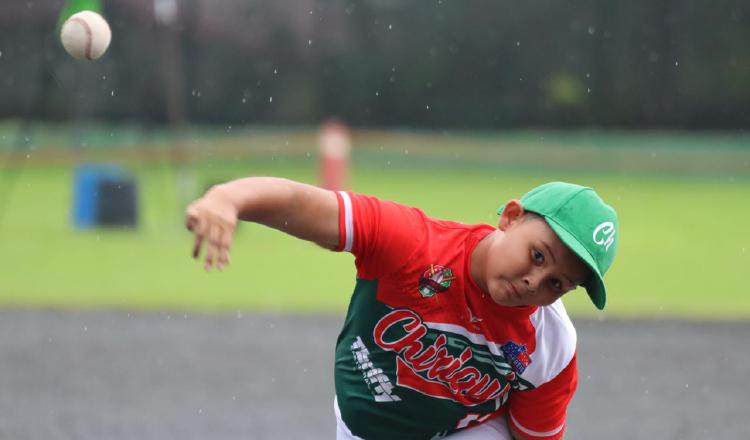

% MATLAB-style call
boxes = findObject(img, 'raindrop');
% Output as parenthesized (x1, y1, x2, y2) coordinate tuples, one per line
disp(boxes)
(684, 383, 689, 389)
(110, 90, 115, 96)
(404, 149, 409, 155)
(388, 24, 392, 30)
(236, 310, 243, 319)
(26, 154, 30, 159)
(308, 39, 312, 45)
(303, 368, 308, 373)
(375, 91, 379, 96)
(425, 105, 430, 110)
(83, 326, 88, 332)
(587, 26, 596, 35)
(273, 68, 278, 74)
(674, 61, 679, 67)
(585, 73, 591, 79)
(269, 96, 273, 103)
(0, 50, 3, 57)
(516, 41, 520, 47)
(102, 75, 106, 80)
(241, 97, 246, 103)
(198, 408, 203, 414)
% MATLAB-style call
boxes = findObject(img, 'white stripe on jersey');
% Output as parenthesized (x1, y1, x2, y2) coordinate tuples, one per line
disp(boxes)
(338, 191, 354, 252)
(424, 322, 507, 359)
(509, 411, 565, 437)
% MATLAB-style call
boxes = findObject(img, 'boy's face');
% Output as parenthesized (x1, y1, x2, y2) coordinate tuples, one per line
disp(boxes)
(484, 200, 591, 307)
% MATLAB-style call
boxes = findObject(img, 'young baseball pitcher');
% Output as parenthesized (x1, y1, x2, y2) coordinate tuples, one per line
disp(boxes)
(185, 178, 618, 440)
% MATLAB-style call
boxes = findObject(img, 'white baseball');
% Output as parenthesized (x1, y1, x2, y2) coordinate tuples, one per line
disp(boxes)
(60, 11, 112, 61)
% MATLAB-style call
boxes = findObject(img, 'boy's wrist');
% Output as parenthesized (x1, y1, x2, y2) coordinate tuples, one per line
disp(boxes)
(207, 182, 244, 210)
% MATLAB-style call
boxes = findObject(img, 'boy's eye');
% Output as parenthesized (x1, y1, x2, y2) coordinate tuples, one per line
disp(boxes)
(532, 249, 545, 264)
(550, 278, 563, 291)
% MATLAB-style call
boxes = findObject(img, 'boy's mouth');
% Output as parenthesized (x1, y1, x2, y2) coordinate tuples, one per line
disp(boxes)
(509, 282, 521, 299)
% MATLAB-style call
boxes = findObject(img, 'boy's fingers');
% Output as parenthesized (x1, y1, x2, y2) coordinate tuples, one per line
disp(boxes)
(204, 245, 214, 270)
(192, 218, 206, 258)
(185, 204, 199, 231)
(204, 223, 222, 270)
(217, 226, 233, 270)
(192, 232, 204, 259)
(187, 205, 236, 271)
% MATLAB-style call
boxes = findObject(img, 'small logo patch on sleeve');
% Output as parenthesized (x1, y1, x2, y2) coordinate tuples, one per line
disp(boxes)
(501, 341, 532, 374)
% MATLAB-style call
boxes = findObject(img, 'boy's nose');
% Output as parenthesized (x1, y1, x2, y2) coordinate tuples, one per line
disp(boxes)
(522, 274, 540, 292)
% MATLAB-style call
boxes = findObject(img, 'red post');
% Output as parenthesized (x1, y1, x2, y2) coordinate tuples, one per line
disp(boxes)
(318, 119, 351, 191)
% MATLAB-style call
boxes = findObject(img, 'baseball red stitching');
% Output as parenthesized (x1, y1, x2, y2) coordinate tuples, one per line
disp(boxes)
(69, 17, 94, 60)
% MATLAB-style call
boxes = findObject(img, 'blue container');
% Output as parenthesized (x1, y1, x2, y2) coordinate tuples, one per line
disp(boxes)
(72, 164, 130, 229)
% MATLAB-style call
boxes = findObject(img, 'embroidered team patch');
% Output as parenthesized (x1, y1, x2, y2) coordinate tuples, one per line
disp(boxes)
(501, 341, 532, 374)
(418, 264, 455, 297)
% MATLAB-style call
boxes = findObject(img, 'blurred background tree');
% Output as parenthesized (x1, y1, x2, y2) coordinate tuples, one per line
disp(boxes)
(0, 0, 747, 128)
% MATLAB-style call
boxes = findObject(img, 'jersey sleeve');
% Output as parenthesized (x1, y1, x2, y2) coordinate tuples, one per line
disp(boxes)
(506, 354, 578, 440)
(333, 191, 427, 279)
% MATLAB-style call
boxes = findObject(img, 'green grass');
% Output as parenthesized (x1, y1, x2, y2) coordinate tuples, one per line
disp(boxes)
(0, 128, 748, 318)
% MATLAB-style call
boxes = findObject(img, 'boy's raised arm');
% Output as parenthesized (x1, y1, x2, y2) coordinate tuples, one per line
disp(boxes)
(185, 177, 340, 271)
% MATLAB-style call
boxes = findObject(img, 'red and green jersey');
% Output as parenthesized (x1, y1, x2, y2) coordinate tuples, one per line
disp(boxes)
(332, 192, 578, 440)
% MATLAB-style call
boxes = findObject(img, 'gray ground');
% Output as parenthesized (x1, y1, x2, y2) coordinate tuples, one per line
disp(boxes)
(0, 311, 747, 439)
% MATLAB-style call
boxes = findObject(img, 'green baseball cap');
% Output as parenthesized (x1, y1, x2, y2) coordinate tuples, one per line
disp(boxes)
(498, 182, 618, 310)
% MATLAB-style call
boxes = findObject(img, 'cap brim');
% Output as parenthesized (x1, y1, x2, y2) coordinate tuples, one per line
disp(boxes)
(544, 218, 607, 310)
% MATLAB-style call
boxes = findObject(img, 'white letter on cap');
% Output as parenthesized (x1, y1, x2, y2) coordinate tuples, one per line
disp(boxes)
(593, 222, 616, 252)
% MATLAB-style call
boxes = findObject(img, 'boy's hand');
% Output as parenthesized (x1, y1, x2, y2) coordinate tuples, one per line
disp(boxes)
(186, 188, 238, 271)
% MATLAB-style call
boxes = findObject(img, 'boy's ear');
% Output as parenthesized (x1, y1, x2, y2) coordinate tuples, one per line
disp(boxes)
(498, 199, 525, 231)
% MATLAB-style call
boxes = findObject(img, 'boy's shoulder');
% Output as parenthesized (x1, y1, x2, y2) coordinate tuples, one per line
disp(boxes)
(523, 300, 577, 385)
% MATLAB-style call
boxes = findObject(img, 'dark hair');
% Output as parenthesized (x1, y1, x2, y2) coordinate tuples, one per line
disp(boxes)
(522, 211, 543, 221)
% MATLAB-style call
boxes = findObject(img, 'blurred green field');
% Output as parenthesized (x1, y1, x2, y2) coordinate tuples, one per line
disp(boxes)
(0, 126, 748, 318)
